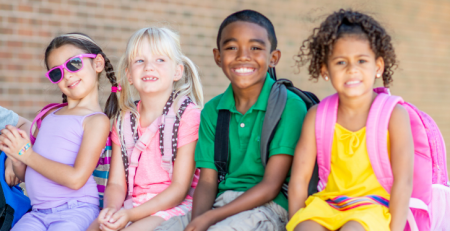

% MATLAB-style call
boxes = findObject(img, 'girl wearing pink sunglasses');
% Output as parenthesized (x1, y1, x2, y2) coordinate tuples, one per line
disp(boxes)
(0, 33, 120, 231)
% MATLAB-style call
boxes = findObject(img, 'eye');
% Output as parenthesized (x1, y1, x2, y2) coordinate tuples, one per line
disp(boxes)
(156, 58, 165, 62)
(250, 46, 262, 51)
(135, 59, 144, 63)
(225, 46, 237, 50)
(336, 61, 346, 65)
(358, 59, 367, 64)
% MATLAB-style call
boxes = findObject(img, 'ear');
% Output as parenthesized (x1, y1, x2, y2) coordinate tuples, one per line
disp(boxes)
(375, 56, 385, 77)
(93, 54, 105, 73)
(173, 63, 184, 82)
(126, 68, 133, 85)
(213, 48, 221, 67)
(268, 49, 281, 67)
(320, 64, 329, 81)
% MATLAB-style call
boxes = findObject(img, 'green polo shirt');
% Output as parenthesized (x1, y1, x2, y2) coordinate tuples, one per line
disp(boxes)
(195, 74, 307, 211)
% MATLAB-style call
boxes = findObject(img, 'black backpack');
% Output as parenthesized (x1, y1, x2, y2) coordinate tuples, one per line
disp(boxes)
(214, 67, 320, 197)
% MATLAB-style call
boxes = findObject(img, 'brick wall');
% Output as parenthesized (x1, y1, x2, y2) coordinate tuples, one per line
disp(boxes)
(1, 0, 450, 176)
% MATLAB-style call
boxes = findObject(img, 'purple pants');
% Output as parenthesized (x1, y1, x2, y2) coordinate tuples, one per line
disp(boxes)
(12, 200, 99, 231)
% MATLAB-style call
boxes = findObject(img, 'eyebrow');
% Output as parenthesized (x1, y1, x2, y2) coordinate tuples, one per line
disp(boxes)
(221, 38, 268, 47)
(331, 54, 371, 60)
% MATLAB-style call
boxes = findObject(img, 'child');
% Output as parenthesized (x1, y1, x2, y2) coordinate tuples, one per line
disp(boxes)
(157, 10, 308, 231)
(88, 27, 204, 231)
(287, 10, 414, 231)
(0, 106, 31, 186)
(0, 33, 119, 231)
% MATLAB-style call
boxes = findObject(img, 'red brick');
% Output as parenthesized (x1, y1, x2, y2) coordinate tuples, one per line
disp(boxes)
(0, 4, 13, 10)
(7, 41, 23, 47)
(18, 5, 33, 12)
(18, 29, 33, 36)
(0, 52, 12, 59)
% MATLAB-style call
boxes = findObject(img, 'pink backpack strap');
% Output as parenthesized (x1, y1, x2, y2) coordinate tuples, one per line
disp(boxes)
(30, 103, 67, 144)
(366, 91, 403, 194)
(315, 93, 339, 191)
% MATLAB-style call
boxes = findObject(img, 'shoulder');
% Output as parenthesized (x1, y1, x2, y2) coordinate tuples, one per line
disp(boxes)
(200, 94, 223, 119)
(389, 104, 410, 129)
(285, 90, 307, 111)
(181, 104, 201, 124)
(84, 113, 110, 129)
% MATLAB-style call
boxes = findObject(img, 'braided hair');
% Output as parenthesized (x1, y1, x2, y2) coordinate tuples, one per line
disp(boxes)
(296, 9, 397, 87)
(44, 33, 120, 118)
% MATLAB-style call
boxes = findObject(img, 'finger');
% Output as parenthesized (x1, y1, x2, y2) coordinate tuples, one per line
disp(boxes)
(7, 126, 20, 140)
(0, 144, 11, 154)
(99, 223, 115, 231)
(107, 215, 127, 230)
(17, 130, 29, 140)
(5, 174, 11, 186)
(104, 208, 117, 223)
(14, 177, 20, 186)
(2, 127, 17, 141)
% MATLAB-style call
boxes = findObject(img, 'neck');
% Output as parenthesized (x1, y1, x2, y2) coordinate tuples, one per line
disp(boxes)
(232, 77, 266, 115)
(138, 87, 173, 127)
(336, 90, 377, 131)
(66, 88, 102, 112)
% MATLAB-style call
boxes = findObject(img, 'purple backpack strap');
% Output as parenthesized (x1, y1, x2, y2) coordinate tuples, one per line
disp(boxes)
(366, 91, 403, 194)
(30, 103, 67, 144)
(315, 93, 339, 191)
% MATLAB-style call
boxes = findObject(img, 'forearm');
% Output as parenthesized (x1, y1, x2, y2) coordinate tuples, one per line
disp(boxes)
(128, 182, 190, 222)
(25, 150, 88, 189)
(203, 180, 280, 225)
(389, 180, 412, 231)
(288, 179, 309, 218)
(191, 177, 217, 219)
(12, 160, 26, 181)
(103, 183, 127, 211)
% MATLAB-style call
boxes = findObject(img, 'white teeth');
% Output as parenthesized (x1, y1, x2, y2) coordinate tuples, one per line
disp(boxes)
(69, 81, 79, 87)
(235, 68, 255, 73)
(346, 80, 360, 85)
(143, 77, 157, 81)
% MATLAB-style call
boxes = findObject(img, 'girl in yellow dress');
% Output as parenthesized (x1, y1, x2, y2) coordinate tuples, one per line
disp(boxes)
(287, 9, 414, 231)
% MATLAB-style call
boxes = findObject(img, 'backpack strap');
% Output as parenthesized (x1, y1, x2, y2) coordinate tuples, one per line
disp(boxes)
(30, 103, 68, 144)
(366, 91, 403, 194)
(260, 81, 287, 166)
(315, 94, 339, 191)
(160, 95, 192, 179)
(214, 110, 230, 183)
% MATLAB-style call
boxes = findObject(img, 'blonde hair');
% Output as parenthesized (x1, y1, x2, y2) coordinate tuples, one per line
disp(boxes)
(116, 27, 204, 122)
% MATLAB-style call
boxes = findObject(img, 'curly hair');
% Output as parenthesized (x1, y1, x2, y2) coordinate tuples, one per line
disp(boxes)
(296, 9, 397, 87)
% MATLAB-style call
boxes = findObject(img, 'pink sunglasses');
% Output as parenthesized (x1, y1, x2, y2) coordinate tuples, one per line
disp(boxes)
(46, 54, 97, 84)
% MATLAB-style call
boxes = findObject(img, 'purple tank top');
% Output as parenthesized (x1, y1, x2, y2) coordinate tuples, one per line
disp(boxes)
(26, 108, 103, 209)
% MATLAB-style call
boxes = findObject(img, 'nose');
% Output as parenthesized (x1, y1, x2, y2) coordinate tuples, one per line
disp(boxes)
(236, 47, 251, 62)
(347, 62, 359, 74)
(144, 61, 155, 72)
(63, 67, 73, 80)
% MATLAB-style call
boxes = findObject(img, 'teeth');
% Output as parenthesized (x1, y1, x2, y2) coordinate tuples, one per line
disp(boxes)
(69, 81, 78, 87)
(346, 80, 360, 85)
(143, 77, 157, 81)
(235, 68, 255, 73)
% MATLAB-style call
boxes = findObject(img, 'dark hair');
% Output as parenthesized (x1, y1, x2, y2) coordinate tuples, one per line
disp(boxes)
(44, 32, 119, 119)
(217, 9, 277, 52)
(296, 9, 397, 87)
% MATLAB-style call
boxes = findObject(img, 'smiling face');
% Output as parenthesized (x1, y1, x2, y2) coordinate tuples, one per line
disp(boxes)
(127, 37, 183, 96)
(321, 36, 384, 98)
(46, 44, 103, 101)
(213, 21, 280, 91)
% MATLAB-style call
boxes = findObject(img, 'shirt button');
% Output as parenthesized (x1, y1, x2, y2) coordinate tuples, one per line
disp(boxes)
(240, 123, 245, 128)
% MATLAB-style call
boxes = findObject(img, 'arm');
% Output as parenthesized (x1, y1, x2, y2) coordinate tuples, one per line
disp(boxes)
(186, 154, 292, 231)
(191, 168, 218, 219)
(388, 105, 414, 231)
(16, 116, 31, 135)
(288, 107, 317, 218)
(0, 114, 110, 190)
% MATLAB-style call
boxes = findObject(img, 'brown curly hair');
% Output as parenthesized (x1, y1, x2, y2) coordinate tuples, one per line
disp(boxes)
(296, 9, 397, 87)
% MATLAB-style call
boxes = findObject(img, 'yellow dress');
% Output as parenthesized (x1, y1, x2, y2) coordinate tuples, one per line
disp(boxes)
(287, 124, 391, 231)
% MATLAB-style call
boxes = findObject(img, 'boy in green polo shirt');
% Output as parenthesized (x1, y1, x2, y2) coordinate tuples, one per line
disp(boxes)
(156, 9, 307, 231)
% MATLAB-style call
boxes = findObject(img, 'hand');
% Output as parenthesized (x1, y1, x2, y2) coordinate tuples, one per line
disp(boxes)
(4, 158, 20, 186)
(0, 125, 32, 164)
(100, 208, 130, 231)
(184, 211, 216, 231)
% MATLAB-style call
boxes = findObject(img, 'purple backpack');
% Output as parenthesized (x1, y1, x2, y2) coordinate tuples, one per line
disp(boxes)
(30, 103, 111, 208)
(315, 87, 450, 231)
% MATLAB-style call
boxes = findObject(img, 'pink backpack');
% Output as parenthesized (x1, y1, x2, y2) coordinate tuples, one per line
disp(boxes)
(315, 87, 450, 231)
(117, 95, 200, 209)
(30, 103, 112, 208)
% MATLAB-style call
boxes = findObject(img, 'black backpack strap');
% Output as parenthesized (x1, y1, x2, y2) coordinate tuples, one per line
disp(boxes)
(0, 205, 14, 231)
(214, 110, 230, 183)
(260, 81, 287, 167)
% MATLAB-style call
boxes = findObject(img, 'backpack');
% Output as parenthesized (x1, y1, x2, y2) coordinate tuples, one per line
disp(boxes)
(315, 87, 450, 231)
(0, 152, 31, 230)
(117, 94, 200, 209)
(214, 68, 320, 197)
(30, 103, 112, 208)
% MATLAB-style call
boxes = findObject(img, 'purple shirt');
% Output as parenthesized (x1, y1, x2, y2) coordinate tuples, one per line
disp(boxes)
(26, 109, 102, 209)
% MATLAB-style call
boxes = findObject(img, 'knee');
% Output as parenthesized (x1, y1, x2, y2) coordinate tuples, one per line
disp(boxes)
(340, 220, 366, 231)
(294, 220, 327, 231)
